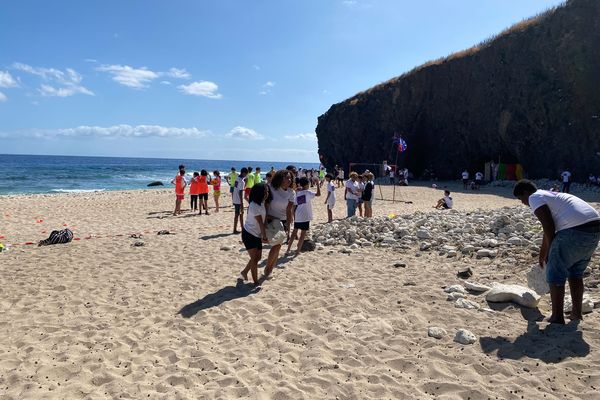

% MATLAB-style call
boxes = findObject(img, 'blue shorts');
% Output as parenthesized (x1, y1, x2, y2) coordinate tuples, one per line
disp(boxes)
(546, 228, 600, 285)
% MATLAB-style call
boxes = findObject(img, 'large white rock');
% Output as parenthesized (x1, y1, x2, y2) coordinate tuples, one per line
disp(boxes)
(526, 265, 550, 295)
(428, 327, 447, 339)
(454, 329, 477, 345)
(444, 284, 466, 294)
(464, 281, 491, 292)
(486, 283, 541, 308)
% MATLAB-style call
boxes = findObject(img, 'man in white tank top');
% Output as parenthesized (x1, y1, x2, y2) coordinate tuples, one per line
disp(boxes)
(514, 179, 600, 324)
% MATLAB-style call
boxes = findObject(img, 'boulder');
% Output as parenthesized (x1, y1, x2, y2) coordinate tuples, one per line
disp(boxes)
(444, 284, 466, 294)
(563, 295, 595, 314)
(485, 283, 541, 308)
(464, 281, 491, 292)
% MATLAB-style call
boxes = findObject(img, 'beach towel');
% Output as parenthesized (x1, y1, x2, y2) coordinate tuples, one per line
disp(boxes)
(38, 229, 74, 246)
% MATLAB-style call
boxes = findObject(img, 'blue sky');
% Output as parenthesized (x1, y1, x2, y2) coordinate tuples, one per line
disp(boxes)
(0, 0, 564, 163)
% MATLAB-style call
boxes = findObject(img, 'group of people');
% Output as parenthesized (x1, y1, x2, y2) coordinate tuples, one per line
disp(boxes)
(171, 164, 222, 216)
(461, 170, 484, 190)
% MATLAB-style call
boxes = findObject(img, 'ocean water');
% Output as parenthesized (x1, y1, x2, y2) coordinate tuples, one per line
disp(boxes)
(0, 154, 320, 195)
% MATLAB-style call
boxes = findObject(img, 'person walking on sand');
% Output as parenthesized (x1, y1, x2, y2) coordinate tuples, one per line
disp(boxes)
(232, 168, 248, 233)
(239, 183, 270, 286)
(513, 179, 600, 324)
(211, 170, 222, 212)
(286, 177, 320, 256)
(263, 170, 295, 279)
(171, 168, 187, 215)
(324, 173, 336, 223)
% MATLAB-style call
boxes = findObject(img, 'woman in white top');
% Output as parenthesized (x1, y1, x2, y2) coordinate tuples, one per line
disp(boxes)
(345, 172, 360, 218)
(264, 169, 295, 278)
(240, 183, 269, 286)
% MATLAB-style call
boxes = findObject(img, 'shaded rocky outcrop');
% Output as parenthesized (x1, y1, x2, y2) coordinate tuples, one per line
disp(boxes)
(316, 0, 600, 179)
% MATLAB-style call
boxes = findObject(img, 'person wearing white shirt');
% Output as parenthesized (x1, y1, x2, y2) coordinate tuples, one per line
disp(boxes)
(240, 183, 269, 286)
(345, 172, 360, 217)
(286, 177, 321, 256)
(232, 168, 247, 234)
(475, 171, 483, 189)
(514, 179, 600, 324)
(324, 173, 336, 223)
(263, 169, 295, 279)
(461, 170, 469, 190)
(560, 170, 572, 193)
(434, 190, 453, 209)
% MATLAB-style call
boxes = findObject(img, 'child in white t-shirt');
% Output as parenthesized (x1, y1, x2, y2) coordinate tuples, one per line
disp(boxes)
(286, 177, 321, 255)
(240, 183, 269, 286)
(434, 190, 453, 209)
(324, 173, 336, 223)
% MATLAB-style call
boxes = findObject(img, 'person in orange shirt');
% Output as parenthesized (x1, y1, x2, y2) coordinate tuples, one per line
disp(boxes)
(189, 171, 200, 211)
(198, 169, 210, 215)
(171, 168, 187, 216)
(211, 170, 222, 212)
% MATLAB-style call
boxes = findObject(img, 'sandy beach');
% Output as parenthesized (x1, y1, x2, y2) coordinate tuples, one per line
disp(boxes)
(1, 182, 600, 399)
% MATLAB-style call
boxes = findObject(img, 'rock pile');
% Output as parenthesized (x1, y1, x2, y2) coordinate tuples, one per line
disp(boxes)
(312, 207, 541, 258)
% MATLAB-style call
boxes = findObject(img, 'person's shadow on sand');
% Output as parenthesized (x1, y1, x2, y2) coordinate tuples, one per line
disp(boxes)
(480, 320, 590, 364)
(178, 279, 260, 318)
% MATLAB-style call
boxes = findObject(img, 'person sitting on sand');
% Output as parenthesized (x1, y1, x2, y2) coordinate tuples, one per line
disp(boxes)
(434, 190, 453, 209)
(286, 177, 320, 256)
(240, 183, 270, 286)
(513, 179, 600, 324)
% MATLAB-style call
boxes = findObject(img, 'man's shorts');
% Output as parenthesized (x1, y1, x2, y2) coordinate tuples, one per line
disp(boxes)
(294, 221, 310, 231)
(199, 193, 208, 200)
(234, 204, 243, 215)
(176, 194, 184, 201)
(213, 190, 221, 197)
(546, 226, 600, 285)
(462, 179, 468, 185)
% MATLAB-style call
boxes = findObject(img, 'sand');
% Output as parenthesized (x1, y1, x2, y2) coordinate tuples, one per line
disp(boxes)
(1, 182, 599, 399)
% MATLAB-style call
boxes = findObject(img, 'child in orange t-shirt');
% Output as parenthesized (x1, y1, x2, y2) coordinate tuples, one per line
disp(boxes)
(211, 170, 222, 212)
(171, 169, 187, 215)
(198, 170, 210, 215)
(189, 172, 200, 211)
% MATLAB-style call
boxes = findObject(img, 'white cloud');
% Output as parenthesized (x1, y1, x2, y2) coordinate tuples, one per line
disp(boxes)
(0, 124, 210, 139)
(225, 126, 264, 140)
(12, 63, 94, 97)
(96, 64, 159, 89)
(0, 91, 6, 102)
(322, 89, 331, 95)
(253, 65, 261, 70)
(259, 91, 268, 96)
(0, 71, 18, 88)
(178, 81, 222, 99)
(84, 58, 97, 63)
(284, 133, 317, 141)
(264, 81, 275, 87)
(259, 80, 276, 95)
(342, 0, 357, 6)
(39, 83, 93, 97)
(160, 81, 172, 85)
(167, 67, 190, 79)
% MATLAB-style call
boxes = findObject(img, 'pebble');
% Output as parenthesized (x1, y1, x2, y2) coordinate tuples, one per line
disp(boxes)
(220, 245, 234, 251)
(454, 329, 477, 345)
(444, 284, 466, 294)
(464, 281, 491, 292)
(454, 298, 480, 309)
(428, 327, 446, 339)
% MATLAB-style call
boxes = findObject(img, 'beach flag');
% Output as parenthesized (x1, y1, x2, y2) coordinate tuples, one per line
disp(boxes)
(393, 136, 407, 153)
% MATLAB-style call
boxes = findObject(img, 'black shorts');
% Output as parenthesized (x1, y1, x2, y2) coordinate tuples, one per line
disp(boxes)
(199, 193, 208, 200)
(462, 179, 468, 185)
(294, 221, 310, 231)
(442, 202, 450, 209)
(242, 228, 262, 250)
(234, 204, 243, 215)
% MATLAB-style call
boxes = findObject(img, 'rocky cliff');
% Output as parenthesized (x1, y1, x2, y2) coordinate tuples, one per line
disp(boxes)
(316, 0, 600, 180)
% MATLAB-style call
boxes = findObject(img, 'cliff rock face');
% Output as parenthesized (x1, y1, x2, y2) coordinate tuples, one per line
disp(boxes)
(316, 0, 600, 179)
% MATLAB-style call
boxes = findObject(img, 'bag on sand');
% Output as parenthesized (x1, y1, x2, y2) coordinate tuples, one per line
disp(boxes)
(38, 229, 74, 246)
(266, 219, 286, 246)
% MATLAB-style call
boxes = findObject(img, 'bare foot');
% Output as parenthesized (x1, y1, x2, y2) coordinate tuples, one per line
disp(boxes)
(239, 271, 248, 281)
